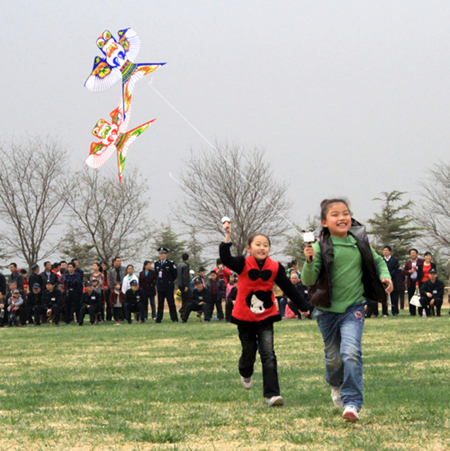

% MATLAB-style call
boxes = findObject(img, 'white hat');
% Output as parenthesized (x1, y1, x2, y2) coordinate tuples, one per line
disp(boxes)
(189, 270, 195, 275)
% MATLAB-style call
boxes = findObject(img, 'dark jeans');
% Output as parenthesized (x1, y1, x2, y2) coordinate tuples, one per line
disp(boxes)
(178, 288, 191, 318)
(383, 290, 399, 316)
(182, 301, 211, 322)
(238, 322, 280, 398)
(366, 301, 378, 317)
(124, 302, 145, 323)
(143, 293, 156, 320)
(225, 301, 234, 322)
(112, 306, 123, 322)
(399, 290, 405, 309)
(65, 290, 81, 324)
(156, 290, 178, 322)
(408, 281, 418, 316)
(210, 294, 224, 320)
(104, 289, 112, 321)
(33, 305, 48, 325)
(79, 304, 101, 325)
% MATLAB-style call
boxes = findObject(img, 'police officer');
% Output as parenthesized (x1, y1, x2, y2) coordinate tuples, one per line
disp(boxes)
(124, 279, 146, 324)
(42, 280, 62, 326)
(79, 281, 102, 326)
(62, 262, 83, 324)
(154, 247, 178, 323)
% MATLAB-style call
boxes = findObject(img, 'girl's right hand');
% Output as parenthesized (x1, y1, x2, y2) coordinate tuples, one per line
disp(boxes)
(304, 243, 315, 263)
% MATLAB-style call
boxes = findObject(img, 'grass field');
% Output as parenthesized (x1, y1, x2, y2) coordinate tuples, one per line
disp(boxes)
(1, 310, 449, 451)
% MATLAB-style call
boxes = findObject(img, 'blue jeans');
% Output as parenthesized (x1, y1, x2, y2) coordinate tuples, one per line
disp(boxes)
(315, 301, 365, 410)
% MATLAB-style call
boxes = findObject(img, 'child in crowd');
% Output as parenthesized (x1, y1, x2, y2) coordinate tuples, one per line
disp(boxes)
(206, 270, 225, 320)
(302, 198, 392, 422)
(110, 281, 124, 325)
(220, 220, 309, 407)
(225, 273, 238, 322)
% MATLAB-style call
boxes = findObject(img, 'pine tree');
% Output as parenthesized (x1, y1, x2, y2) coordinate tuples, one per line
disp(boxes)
(184, 226, 210, 273)
(367, 191, 421, 262)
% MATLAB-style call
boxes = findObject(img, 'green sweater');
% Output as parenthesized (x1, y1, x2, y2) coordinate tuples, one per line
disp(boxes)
(301, 235, 391, 313)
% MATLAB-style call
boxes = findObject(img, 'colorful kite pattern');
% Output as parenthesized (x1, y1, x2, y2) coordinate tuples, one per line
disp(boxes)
(84, 28, 163, 181)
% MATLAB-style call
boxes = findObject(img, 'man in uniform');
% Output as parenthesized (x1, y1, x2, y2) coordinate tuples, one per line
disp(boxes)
(154, 247, 178, 323)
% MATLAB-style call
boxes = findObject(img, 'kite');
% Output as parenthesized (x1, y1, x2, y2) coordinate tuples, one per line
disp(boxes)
(84, 101, 155, 182)
(84, 28, 165, 118)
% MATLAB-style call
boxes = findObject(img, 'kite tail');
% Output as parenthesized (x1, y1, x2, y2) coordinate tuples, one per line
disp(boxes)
(116, 119, 156, 182)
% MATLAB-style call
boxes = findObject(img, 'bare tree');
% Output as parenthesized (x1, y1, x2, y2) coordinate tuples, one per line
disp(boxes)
(63, 166, 152, 264)
(175, 143, 293, 255)
(416, 161, 450, 257)
(0, 136, 68, 269)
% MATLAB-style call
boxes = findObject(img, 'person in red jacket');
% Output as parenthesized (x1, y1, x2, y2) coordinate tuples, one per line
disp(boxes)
(219, 220, 308, 407)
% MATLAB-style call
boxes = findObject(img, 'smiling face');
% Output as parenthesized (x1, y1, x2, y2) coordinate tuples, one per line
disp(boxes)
(424, 254, 432, 264)
(321, 202, 352, 238)
(246, 235, 270, 262)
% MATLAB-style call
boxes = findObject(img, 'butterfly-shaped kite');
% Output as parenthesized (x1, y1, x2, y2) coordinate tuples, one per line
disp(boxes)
(84, 101, 155, 182)
(84, 28, 165, 118)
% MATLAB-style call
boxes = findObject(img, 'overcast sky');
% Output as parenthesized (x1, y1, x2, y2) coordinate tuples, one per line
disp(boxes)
(2, 1, 450, 258)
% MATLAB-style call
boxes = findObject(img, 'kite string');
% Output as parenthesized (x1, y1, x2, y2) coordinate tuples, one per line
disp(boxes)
(148, 83, 299, 233)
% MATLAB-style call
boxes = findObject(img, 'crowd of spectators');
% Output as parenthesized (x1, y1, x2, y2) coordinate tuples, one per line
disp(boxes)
(0, 246, 447, 328)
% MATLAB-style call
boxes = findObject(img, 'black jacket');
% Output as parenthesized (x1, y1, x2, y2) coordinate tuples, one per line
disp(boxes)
(177, 261, 190, 289)
(191, 287, 211, 305)
(420, 278, 444, 304)
(81, 290, 102, 308)
(155, 260, 178, 291)
(0, 273, 6, 295)
(43, 289, 62, 309)
(27, 290, 43, 308)
(383, 256, 400, 289)
(28, 273, 43, 290)
(40, 271, 58, 287)
(124, 288, 146, 305)
(308, 219, 387, 308)
(206, 278, 226, 299)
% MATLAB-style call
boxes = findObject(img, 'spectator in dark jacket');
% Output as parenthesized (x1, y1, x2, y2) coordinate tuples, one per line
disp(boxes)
(182, 277, 212, 322)
(124, 280, 146, 324)
(382, 246, 401, 316)
(0, 272, 6, 296)
(284, 273, 311, 319)
(0, 291, 6, 327)
(420, 268, 444, 316)
(27, 282, 43, 325)
(9, 263, 24, 295)
(206, 270, 225, 320)
(28, 264, 42, 290)
(108, 257, 127, 291)
(139, 261, 157, 320)
(79, 281, 102, 325)
(42, 280, 62, 326)
(177, 253, 191, 319)
(40, 261, 58, 288)
(62, 262, 83, 324)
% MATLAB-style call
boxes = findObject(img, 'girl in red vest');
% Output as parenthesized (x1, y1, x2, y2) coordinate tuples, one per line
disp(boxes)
(219, 220, 308, 407)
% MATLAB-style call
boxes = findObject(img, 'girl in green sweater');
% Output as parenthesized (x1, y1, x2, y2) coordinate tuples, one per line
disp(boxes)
(302, 199, 392, 422)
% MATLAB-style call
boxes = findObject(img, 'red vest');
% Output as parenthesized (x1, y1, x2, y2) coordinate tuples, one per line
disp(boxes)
(232, 255, 279, 323)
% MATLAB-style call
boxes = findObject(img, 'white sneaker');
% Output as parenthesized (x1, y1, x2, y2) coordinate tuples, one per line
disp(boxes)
(240, 376, 253, 390)
(331, 387, 343, 409)
(343, 405, 359, 422)
(266, 395, 284, 407)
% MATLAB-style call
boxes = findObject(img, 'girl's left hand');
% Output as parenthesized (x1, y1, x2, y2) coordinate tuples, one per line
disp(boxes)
(381, 278, 393, 293)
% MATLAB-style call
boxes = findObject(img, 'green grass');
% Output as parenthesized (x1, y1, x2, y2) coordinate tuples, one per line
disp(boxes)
(0, 310, 449, 450)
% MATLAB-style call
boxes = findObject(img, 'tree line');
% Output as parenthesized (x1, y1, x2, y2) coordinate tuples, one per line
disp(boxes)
(0, 137, 448, 277)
